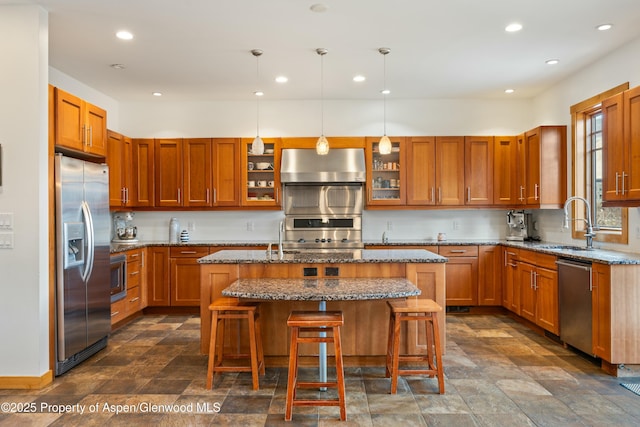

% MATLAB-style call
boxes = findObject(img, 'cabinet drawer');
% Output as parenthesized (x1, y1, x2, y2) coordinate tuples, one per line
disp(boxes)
(127, 260, 142, 287)
(126, 249, 143, 262)
(536, 252, 557, 270)
(111, 298, 126, 324)
(439, 245, 478, 257)
(518, 249, 537, 265)
(125, 286, 141, 315)
(170, 246, 210, 258)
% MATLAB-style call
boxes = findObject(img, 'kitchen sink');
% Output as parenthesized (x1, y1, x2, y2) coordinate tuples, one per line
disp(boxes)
(536, 245, 594, 252)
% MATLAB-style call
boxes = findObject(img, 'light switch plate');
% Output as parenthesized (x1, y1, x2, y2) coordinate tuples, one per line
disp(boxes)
(0, 212, 13, 230)
(0, 232, 13, 248)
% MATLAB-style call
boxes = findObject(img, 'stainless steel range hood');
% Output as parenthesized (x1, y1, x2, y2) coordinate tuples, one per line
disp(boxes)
(280, 148, 366, 183)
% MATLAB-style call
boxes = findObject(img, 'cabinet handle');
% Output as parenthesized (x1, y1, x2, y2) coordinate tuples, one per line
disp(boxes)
(129, 297, 140, 303)
(534, 271, 538, 290)
(615, 172, 620, 195)
(534, 184, 539, 201)
(88, 126, 93, 147)
(530, 270, 534, 289)
(121, 187, 126, 204)
(622, 172, 627, 195)
(206, 188, 210, 204)
(177, 188, 181, 203)
(466, 187, 470, 203)
(431, 187, 435, 203)
(180, 250, 197, 254)
(125, 187, 130, 204)
(129, 253, 139, 259)
(130, 271, 140, 276)
(438, 187, 442, 203)
(519, 186, 525, 202)
(213, 188, 217, 203)
(111, 310, 120, 317)
(450, 249, 467, 253)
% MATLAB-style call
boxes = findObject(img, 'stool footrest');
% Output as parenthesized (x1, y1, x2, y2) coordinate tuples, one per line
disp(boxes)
(291, 399, 341, 408)
(296, 336, 335, 344)
(296, 381, 339, 389)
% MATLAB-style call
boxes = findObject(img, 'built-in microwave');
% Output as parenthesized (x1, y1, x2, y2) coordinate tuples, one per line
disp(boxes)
(110, 254, 127, 302)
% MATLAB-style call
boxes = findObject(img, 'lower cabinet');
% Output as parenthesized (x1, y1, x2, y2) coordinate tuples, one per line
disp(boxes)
(111, 248, 146, 325)
(147, 246, 211, 307)
(502, 247, 520, 314)
(439, 245, 478, 306)
(515, 250, 559, 334)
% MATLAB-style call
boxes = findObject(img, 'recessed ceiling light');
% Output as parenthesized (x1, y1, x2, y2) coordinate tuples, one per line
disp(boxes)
(505, 89, 515, 94)
(505, 23, 523, 32)
(353, 75, 366, 82)
(152, 92, 162, 97)
(597, 23, 613, 31)
(254, 90, 264, 97)
(381, 89, 390, 95)
(116, 30, 133, 40)
(110, 63, 125, 69)
(545, 59, 559, 65)
(275, 76, 288, 83)
(310, 3, 328, 13)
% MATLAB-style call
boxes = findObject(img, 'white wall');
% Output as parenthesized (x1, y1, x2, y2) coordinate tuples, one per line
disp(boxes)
(0, 5, 49, 377)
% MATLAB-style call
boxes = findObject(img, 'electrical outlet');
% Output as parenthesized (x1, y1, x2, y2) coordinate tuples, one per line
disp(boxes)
(246, 221, 254, 231)
(452, 220, 460, 230)
(0, 232, 13, 248)
(387, 221, 393, 231)
(0, 213, 13, 230)
(187, 221, 195, 231)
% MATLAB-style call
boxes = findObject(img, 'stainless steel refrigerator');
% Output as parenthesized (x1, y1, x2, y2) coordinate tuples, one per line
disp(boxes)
(54, 154, 111, 375)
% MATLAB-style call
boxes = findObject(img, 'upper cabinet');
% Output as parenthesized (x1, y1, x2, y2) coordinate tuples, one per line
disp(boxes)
(464, 136, 494, 205)
(405, 136, 464, 206)
(54, 88, 107, 157)
(603, 86, 640, 205)
(155, 138, 241, 208)
(517, 126, 567, 208)
(107, 130, 133, 208)
(131, 138, 155, 207)
(493, 136, 518, 205)
(241, 137, 281, 207)
(366, 137, 406, 206)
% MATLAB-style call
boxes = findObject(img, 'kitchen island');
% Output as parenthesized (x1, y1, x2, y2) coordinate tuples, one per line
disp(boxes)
(198, 249, 447, 365)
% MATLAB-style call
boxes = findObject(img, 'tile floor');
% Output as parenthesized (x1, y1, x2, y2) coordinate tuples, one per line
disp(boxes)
(1, 313, 640, 426)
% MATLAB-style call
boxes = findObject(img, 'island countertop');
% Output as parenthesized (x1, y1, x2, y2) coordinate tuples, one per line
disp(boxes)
(222, 277, 421, 301)
(197, 248, 447, 264)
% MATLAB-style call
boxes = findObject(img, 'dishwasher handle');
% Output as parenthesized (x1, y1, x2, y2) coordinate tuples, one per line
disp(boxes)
(555, 259, 592, 271)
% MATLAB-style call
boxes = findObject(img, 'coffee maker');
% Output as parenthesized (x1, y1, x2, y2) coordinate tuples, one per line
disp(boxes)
(506, 210, 528, 241)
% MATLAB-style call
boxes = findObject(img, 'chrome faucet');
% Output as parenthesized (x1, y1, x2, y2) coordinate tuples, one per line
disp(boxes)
(278, 220, 284, 260)
(562, 196, 596, 249)
(382, 231, 389, 244)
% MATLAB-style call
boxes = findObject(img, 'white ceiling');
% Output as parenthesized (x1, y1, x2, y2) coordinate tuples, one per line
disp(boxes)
(8, 0, 640, 102)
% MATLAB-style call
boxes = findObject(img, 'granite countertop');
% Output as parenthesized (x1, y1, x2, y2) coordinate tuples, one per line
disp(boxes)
(112, 239, 640, 265)
(198, 248, 447, 264)
(222, 277, 421, 301)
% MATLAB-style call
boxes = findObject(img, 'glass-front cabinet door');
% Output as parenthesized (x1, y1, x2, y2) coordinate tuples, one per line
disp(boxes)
(241, 137, 281, 207)
(365, 137, 406, 206)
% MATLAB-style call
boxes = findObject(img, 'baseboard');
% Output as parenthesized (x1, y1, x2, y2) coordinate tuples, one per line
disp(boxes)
(0, 370, 53, 389)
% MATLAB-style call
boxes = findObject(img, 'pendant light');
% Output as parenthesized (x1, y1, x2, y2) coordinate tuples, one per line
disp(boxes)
(378, 47, 392, 155)
(250, 49, 265, 155)
(316, 48, 329, 155)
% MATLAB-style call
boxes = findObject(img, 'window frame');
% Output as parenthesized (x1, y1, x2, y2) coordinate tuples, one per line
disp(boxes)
(570, 83, 629, 245)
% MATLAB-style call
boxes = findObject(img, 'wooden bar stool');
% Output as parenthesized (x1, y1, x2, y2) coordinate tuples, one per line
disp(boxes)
(385, 299, 444, 394)
(206, 297, 265, 390)
(285, 311, 346, 422)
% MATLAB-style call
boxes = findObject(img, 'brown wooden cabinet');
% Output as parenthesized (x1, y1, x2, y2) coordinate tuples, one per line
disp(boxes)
(54, 88, 107, 157)
(169, 247, 210, 306)
(406, 136, 464, 206)
(147, 246, 170, 306)
(155, 138, 184, 207)
(464, 136, 493, 205)
(241, 138, 281, 207)
(502, 247, 520, 314)
(518, 126, 567, 208)
(107, 130, 133, 208)
(366, 137, 406, 206)
(183, 138, 212, 207)
(131, 138, 155, 207)
(212, 138, 241, 206)
(478, 245, 502, 305)
(439, 245, 478, 306)
(111, 248, 146, 326)
(602, 86, 640, 205)
(515, 250, 558, 334)
(493, 136, 518, 205)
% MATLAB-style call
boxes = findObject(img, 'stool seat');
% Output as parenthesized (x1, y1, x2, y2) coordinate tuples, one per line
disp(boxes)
(285, 311, 346, 421)
(206, 297, 265, 390)
(386, 298, 445, 394)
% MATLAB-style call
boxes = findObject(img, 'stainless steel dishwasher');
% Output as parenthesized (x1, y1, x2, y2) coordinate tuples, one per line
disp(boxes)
(557, 258, 593, 355)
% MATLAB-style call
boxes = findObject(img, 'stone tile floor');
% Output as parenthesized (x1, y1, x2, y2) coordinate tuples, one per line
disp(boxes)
(1, 313, 640, 426)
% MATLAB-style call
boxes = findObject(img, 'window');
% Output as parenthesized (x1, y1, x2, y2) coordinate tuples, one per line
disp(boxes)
(571, 83, 628, 245)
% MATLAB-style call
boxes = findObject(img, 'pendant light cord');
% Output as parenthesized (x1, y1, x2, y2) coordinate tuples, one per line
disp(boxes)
(320, 51, 324, 136)
(383, 51, 387, 135)
(256, 53, 260, 137)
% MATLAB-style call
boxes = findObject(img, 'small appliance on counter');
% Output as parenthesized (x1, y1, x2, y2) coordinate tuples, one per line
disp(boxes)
(112, 211, 138, 243)
(506, 210, 528, 241)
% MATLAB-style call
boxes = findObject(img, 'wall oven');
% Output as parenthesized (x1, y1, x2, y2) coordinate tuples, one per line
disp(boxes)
(110, 253, 127, 302)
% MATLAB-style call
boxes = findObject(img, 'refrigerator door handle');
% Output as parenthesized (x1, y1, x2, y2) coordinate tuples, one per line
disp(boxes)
(81, 201, 95, 282)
